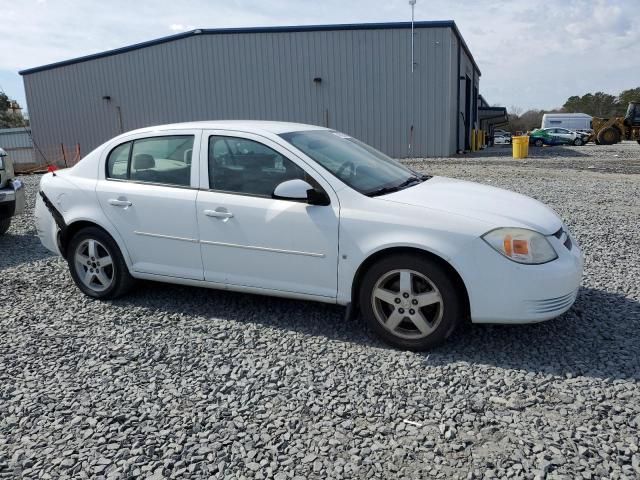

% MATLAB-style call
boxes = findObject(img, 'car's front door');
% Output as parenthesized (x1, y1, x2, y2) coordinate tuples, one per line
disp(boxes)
(96, 131, 203, 280)
(196, 131, 340, 298)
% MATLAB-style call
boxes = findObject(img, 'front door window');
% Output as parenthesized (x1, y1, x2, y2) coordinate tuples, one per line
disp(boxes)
(208, 135, 307, 197)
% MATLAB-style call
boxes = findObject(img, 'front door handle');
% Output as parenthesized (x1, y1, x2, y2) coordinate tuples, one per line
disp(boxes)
(204, 209, 234, 220)
(108, 198, 132, 207)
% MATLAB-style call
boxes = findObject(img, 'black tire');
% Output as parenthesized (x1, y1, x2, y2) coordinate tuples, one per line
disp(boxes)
(534, 138, 544, 147)
(573, 138, 584, 146)
(66, 226, 135, 299)
(597, 127, 620, 145)
(0, 218, 10, 235)
(358, 254, 463, 351)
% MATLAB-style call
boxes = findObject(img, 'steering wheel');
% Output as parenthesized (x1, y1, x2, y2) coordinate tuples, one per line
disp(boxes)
(335, 161, 355, 179)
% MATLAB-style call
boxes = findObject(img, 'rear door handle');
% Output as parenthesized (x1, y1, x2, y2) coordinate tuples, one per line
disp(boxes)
(108, 199, 132, 207)
(204, 209, 234, 220)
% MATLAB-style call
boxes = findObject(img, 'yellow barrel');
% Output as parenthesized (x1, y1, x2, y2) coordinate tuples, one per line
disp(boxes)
(512, 136, 529, 159)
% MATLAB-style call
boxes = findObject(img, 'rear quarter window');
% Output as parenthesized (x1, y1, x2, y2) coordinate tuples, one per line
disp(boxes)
(106, 142, 131, 179)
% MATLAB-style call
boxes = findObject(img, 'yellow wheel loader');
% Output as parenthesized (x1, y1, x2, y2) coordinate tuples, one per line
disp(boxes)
(591, 102, 640, 145)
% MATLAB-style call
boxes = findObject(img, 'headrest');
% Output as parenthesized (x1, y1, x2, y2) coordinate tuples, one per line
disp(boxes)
(133, 153, 155, 170)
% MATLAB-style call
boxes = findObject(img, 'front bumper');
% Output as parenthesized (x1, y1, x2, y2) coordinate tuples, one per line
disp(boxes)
(456, 230, 584, 324)
(0, 179, 25, 220)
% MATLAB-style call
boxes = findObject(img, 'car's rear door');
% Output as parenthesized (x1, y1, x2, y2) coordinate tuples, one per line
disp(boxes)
(96, 130, 204, 280)
(547, 129, 561, 145)
(195, 130, 340, 298)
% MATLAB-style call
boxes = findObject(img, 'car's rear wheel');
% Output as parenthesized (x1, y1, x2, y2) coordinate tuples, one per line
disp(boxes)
(359, 254, 462, 350)
(66, 226, 134, 299)
(534, 138, 544, 147)
(0, 218, 10, 235)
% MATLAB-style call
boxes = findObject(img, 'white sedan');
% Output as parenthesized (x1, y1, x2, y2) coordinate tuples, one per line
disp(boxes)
(35, 121, 583, 350)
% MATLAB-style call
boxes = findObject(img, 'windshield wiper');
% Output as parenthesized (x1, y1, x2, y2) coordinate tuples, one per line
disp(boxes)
(395, 176, 423, 189)
(365, 175, 427, 197)
(365, 185, 401, 197)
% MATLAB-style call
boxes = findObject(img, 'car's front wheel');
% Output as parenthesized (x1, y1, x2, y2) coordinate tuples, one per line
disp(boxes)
(573, 138, 584, 146)
(359, 254, 462, 350)
(67, 226, 134, 299)
(0, 218, 10, 235)
(534, 139, 544, 147)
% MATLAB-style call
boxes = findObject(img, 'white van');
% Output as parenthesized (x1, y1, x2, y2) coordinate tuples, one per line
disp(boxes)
(541, 113, 592, 133)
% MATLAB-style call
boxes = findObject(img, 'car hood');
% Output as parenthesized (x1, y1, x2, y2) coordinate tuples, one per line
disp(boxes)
(379, 176, 562, 234)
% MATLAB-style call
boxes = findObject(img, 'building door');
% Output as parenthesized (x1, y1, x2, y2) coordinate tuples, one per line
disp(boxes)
(464, 76, 472, 150)
(473, 84, 479, 130)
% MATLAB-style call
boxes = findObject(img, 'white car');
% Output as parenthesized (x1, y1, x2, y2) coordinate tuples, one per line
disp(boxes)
(550, 128, 589, 146)
(531, 128, 589, 147)
(493, 135, 511, 145)
(35, 121, 583, 350)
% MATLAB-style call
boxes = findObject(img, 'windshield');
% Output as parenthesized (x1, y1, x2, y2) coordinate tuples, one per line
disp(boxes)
(280, 130, 427, 196)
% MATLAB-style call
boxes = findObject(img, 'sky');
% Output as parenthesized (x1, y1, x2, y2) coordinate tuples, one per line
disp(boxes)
(1, 0, 639, 113)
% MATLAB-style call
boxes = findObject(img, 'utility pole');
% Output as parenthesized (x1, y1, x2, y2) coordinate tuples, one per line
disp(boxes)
(409, 0, 416, 72)
(408, 0, 417, 157)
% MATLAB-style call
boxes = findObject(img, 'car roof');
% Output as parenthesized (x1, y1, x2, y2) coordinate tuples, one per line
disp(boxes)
(125, 120, 330, 136)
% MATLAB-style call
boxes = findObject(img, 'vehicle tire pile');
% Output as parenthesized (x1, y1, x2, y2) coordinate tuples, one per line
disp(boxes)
(1, 143, 639, 479)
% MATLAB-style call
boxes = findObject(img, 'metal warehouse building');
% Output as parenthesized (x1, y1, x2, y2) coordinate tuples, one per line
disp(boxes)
(20, 21, 489, 161)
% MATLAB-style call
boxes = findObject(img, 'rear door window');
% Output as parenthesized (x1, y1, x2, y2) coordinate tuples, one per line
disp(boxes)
(106, 135, 194, 187)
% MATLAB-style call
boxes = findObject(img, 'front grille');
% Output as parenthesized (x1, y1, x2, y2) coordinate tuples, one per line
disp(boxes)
(526, 290, 577, 315)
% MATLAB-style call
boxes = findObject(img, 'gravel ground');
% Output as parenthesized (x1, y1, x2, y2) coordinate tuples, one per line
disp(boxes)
(1, 142, 639, 479)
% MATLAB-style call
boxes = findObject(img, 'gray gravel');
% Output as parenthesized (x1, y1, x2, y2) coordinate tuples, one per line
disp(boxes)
(1, 142, 639, 479)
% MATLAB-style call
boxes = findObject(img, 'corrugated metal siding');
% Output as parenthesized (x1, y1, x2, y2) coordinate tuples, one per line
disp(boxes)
(4, 148, 35, 166)
(0, 127, 32, 149)
(0, 128, 35, 165)
(23, 26, 473, 160)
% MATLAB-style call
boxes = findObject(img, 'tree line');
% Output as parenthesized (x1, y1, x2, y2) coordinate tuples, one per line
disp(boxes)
(0, 92, 28, 129)
(507, 87, 640, 132)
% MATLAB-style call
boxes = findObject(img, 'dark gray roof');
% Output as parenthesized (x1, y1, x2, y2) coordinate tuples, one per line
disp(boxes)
(19, 20, 480, 76)
(479, 106, 508, 124)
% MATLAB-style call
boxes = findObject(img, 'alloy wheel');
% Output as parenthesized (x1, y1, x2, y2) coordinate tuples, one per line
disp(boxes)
(73, 239, 114, 293)
(370, 269, 444, 340)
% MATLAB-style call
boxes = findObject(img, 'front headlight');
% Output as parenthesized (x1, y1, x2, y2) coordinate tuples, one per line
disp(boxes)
(482, 227, 558, 264)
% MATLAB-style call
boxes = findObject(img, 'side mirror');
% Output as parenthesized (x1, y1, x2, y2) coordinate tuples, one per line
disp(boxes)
(272, 179, 330, 206)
